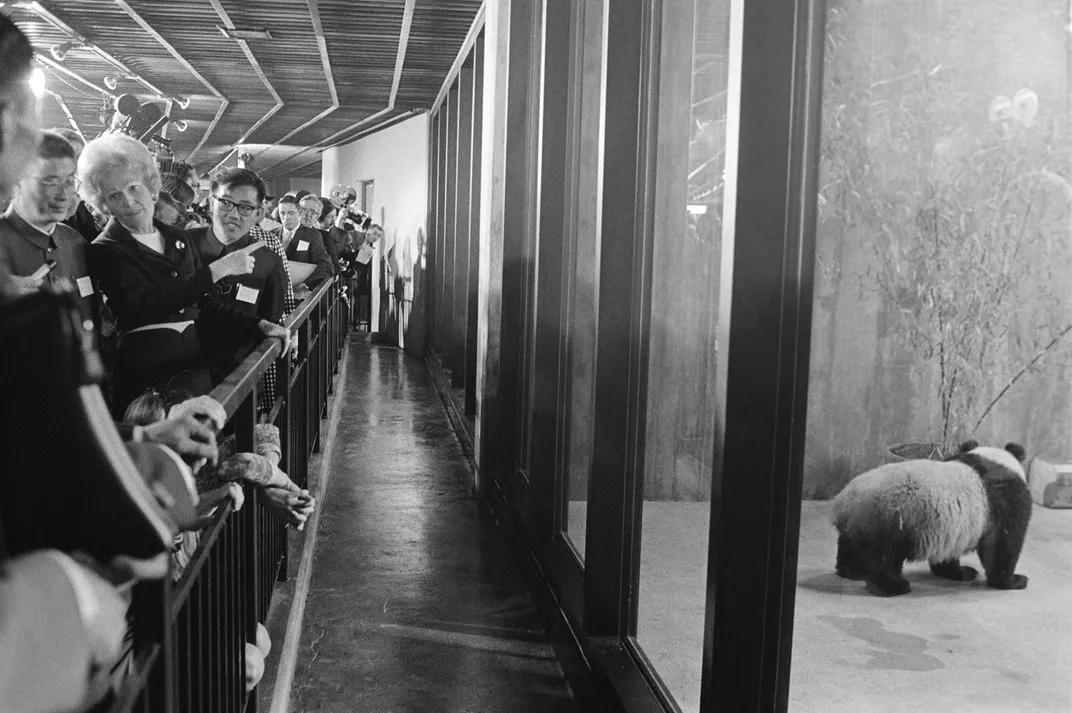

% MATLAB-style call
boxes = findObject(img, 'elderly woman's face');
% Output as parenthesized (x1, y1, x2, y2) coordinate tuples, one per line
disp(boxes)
(298, 200, 320, 228)
(98, 167, 156, 233)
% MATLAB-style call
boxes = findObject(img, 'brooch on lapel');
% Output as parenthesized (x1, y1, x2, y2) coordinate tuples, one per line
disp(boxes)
(175, 240, 185, 250)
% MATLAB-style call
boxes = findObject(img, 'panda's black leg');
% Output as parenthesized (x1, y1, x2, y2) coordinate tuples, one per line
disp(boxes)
(978, 476, 1032, 590)
(928, 558, 978, 582)
(865, 539, 911, 596)
(835, 533, 868, 580)
(978, 531, 1029, 590)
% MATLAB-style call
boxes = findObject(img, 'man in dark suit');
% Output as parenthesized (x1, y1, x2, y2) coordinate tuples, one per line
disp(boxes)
(189, 167, 287, 378)
(189, 168, 285, 323)
(298, 193, 341, 266)
(0, 130, 98, 324)
(273, 195, 334, 289)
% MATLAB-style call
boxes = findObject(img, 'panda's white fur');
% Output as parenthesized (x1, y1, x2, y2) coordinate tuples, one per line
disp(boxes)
(831, 445, 1025, 564)
(832, 460, 984, 562)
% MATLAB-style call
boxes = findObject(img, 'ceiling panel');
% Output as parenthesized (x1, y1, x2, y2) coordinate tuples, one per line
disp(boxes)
(4, 0, 483, 179)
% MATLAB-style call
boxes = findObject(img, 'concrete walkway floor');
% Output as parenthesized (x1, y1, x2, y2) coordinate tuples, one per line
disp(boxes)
(289, 339, 579, 712)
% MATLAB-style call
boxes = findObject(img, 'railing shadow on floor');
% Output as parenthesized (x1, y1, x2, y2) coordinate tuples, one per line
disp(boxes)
(106, 276, 348, 713)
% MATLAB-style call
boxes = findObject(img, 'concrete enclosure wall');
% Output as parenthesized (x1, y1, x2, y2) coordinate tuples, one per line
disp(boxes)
(804, 0, 1072, 499)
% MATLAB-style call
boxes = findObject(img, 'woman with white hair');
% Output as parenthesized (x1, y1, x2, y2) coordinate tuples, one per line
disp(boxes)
(80, 133, 291, 415)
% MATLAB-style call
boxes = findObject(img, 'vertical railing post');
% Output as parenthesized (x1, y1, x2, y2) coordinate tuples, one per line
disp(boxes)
(318, 316, 327, 420)
(299, 317, 312, 481)
(275, 347, 292, 580)
(232, 390, 260, 711)
(328, 281, 336, 391)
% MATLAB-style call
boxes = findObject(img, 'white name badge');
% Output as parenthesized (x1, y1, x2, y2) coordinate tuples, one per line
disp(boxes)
(236, 284, 260, 304)
(297, 240, 310, 251)
(76, 276, 94, 297)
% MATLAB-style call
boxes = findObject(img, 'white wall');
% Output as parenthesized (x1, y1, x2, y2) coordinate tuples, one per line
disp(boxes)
(321, 114, 429, 352)
(265, 176, 320, 200)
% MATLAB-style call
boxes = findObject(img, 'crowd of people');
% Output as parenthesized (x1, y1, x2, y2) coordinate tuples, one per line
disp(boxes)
(0, 15, 377, 711)
(1, 125, 381, 416)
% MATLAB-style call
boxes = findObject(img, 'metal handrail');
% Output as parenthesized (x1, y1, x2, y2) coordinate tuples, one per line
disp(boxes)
(209, 276, 336, 418)
(109, 274, 348, 713)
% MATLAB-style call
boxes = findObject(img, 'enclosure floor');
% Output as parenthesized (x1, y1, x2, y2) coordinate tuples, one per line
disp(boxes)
(569, 499, 1072, 713)
(291, 340, 578, 712)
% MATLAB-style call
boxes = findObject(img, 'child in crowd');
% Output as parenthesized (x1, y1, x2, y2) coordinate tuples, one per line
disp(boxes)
(124, 390, 315, 551)
(123, 390, 313, 691)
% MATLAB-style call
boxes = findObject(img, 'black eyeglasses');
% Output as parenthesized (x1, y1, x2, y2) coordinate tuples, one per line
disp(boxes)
(211, 194, 261, 217)
(37, 174, 81, 193)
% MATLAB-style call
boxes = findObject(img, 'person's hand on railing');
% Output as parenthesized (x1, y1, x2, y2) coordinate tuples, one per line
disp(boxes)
(261, 486, 315, 531)
(184, 483, 244, 531)
(259, 320, 294, 357)
(167, 395, 226, 431)
(208, 240, 266, 282)
(139, 414, 219, 470)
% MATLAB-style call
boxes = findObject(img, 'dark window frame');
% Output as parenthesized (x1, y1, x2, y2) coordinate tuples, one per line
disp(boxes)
(462, 0, 826, 708)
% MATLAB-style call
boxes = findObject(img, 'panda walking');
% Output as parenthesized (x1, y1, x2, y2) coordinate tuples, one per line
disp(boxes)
(831, 440, 1033, 596)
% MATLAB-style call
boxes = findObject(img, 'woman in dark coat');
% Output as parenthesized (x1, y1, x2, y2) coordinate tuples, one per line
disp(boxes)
(78, 133, 291, 414)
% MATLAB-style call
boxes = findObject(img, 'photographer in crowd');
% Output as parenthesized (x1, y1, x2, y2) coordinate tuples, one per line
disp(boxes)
(327, 183, 372, 256)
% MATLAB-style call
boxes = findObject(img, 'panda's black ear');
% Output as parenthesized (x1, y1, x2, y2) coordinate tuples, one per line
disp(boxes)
(1004, 443, 1026, 462)
(958, 440, 979, 453)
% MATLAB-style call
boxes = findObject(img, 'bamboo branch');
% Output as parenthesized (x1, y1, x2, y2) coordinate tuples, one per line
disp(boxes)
(970, 323, 1072, 435)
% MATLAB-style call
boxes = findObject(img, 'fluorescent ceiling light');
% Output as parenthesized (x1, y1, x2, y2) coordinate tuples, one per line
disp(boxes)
(216, 25, 273, 41)
(28, 67, 46, 97)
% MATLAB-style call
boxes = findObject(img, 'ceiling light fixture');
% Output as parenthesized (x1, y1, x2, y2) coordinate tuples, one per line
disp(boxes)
(49, 40, 80, 61)
(216, 25, 273, 41)
(28, 67, 46, 98)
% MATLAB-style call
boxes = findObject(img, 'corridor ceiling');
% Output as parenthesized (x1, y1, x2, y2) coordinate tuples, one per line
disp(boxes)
(4, 0, 483, 178)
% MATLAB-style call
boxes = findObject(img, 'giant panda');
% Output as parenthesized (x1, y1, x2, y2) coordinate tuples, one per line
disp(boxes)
(830, 440, 1033, 596)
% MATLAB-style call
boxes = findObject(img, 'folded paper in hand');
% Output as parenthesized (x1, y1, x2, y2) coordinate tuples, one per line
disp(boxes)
(287, 261, 317, 286)
(356, 244, 374, 265)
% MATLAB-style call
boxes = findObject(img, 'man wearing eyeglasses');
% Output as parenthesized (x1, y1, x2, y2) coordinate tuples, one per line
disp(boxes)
(274, 194, 334, 291)
(188, 167, 288, 378)
(0, 129, 98, 322)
